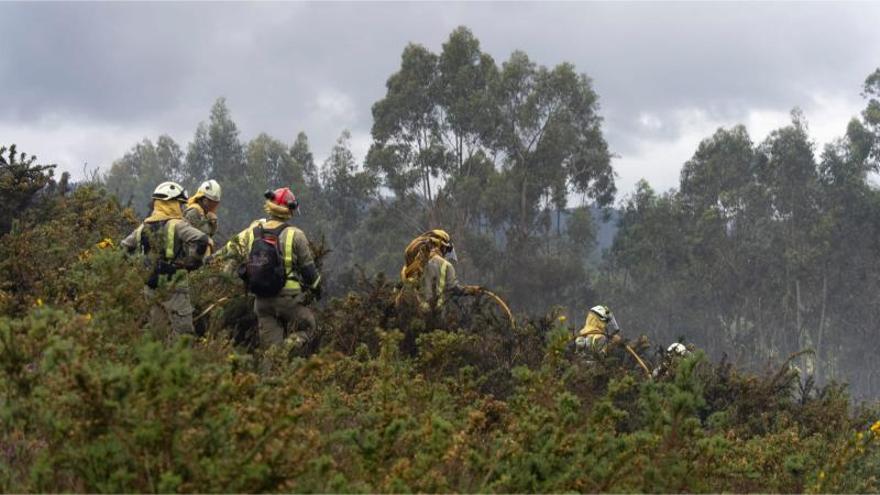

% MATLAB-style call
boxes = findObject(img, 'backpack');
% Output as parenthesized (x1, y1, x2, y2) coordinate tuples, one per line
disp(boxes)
(241, 224, 289, 297)
(136, 220, 180, 289)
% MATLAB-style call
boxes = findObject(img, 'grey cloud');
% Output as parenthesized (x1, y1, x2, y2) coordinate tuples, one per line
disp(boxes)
(1, 2, 878, 184)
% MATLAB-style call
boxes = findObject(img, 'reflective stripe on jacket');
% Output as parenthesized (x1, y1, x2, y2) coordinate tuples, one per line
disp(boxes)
(134, 219, 180, 260)
(412, 255, 458, 308)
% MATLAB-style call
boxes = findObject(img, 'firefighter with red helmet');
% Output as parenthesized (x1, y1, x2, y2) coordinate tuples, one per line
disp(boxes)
(222, 187, 322, 354)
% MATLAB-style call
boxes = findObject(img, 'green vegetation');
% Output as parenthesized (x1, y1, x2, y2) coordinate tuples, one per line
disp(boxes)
(3, 27, 880, 492)
(0, 160, 878, 492)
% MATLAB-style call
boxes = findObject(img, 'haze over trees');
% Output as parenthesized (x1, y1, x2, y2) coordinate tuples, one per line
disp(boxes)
(99, 28, 880, 399)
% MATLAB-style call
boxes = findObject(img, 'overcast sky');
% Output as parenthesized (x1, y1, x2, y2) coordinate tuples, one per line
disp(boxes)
(2, 1, 878, 197)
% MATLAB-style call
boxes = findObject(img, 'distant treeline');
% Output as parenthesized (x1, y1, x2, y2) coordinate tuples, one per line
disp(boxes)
(93, 27, 880, 398)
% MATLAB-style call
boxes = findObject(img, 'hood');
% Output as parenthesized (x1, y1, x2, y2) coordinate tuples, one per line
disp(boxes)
(145, 199, 183, 223)
(264, 200, 293, 221)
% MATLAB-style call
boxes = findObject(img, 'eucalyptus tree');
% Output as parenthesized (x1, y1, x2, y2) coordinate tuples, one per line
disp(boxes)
(676, 126, 780, 358)
(104, 136, 183, 215)
(321, 131, 380, 293)
(435, 26, 499, 177)
(291, 131, 319, 189)
(369, 28, 499, 220)
(368, 42, 441, 203)
(246, 133, 304, 192)
(605, 180, 695, 350)
(861, 68, 880, 165)
(492, 51, 614, 242)
(185, 98, 248, 235)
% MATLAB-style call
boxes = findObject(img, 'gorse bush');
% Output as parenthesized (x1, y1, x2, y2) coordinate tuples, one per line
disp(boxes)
(1, 184, 879, 493)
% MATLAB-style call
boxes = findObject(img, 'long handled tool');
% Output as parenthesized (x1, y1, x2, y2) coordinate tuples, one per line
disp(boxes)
(576, 329, 653, 379)
(623, 344, 653, 379)
(193, 296, 231, 323)
(466, 285, 516, 329)
(608, 315, 652, 379)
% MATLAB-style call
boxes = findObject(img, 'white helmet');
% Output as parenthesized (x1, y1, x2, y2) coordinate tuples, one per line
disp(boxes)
(590, 305, 612, 322)
(198, 179, 221, 202)
(152, 181, 188, 202)
(667, 342, 689, 356)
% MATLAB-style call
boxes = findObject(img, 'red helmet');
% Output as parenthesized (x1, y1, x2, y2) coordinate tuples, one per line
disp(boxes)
(264, 187, 299, 210)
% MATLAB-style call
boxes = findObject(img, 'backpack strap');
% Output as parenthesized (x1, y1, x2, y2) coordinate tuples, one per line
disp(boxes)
(266, 224, 288, 238)
(245, 227, 256, 252)
(165, 219, 180, 260)
(245, 222, 265, 252)
(134, 224, 145, 252)
(283, 226, 295, 273)
(282, 227, 301, 291)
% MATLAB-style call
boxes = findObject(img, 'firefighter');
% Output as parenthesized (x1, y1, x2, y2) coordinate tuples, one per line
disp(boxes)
(184, 179, 221, 239)
(223, 187, 322, 351)
(575, 305, 620, 353)
(121, 181, 210, 335)
(400, 229, 475, 309)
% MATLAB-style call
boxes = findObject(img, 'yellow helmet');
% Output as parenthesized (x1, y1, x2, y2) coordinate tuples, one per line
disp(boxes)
(401, 229, 456, 282)
(428, 229, 452, 247)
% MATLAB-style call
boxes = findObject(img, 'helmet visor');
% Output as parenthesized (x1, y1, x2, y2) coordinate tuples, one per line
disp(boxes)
(444, 246, 458, 263)
(608, 314, 620, 333)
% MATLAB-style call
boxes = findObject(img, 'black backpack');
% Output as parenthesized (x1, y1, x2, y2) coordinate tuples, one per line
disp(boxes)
(241, 224, 289, 297)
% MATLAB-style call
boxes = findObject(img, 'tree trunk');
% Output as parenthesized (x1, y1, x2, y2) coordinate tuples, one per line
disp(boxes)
(556, 207, 561, 237)
(520, 174, 528, 239)
(815, 273, 828, 385)
(795, 278, 803, 352)
(458, 134, 463, 174)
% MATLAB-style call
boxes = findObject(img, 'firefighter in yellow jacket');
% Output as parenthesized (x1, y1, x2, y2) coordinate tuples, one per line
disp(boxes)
(183, 179, 221, 238)
(400, 229, 474, 309)
(223, 187, 322, 351)
(121, 181, 211, 335)
(575, 305, 620, 353)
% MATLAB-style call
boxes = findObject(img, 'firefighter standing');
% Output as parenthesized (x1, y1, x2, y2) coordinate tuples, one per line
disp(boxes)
(184, 179, 221, 239)
(121, 181, 210, 335)
(400, 229, 474, 310)
(223, 187, 322, 351)
(575, 305, 620, 353)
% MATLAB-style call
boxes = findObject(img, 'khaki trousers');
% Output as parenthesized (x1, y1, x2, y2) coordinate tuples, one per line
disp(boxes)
(253, 292, 315, 351)
(145, 286, 195, 336)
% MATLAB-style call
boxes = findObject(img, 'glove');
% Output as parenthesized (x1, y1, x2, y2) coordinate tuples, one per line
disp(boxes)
(311, 283, 323, 302)
(181, 257, 203, 271)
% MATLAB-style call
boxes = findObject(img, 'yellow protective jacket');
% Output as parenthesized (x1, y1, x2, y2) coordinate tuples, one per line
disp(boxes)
(120, 214, 210, 288)
(401, 254, 460, 308)
(184, 192, 219, 237)
(183, 203, 218, 238)
(578, 312, 608, 351)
